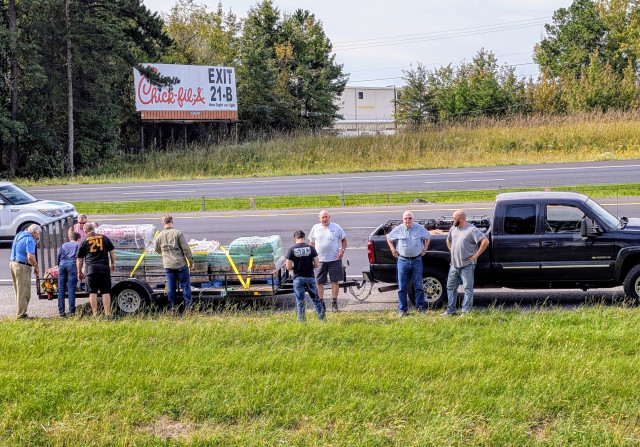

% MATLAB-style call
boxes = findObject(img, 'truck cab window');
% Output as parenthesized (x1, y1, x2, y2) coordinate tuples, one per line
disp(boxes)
(504, 205, 536, 234)
(545, 205, 584, 233)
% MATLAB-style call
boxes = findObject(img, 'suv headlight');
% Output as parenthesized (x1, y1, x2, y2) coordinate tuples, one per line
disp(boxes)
(38, 209, 63, 218)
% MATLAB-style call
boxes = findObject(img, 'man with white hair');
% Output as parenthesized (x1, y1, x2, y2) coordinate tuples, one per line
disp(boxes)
(386, 211, 431, 317)
(309, 210, 347, 312)
(10, 224, 41, 319)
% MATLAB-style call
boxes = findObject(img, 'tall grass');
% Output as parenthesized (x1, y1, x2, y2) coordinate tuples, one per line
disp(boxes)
(2, 306, 640, 445)
(21, 111, 640, 185)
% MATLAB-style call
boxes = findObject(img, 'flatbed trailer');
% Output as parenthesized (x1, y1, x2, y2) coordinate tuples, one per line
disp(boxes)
(38, 265, 294, 314)
(35, 217, 369, 314)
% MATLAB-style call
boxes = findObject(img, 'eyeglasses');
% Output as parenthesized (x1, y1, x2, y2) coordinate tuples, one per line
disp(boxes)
(403, 217, 413, 220)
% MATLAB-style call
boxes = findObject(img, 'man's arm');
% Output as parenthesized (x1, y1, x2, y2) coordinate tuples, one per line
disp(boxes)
(313, 256, 320, 269)
(421, 237, 430, 256)
(109, 250, 116, 272)
(27, 252, 39, 277)
(286, 259, 293, 270)
(337, 238, 347, 260)
(76, 258, 84, 280)
(178, 233, 194, 268)
(386, 235, 398, 258)
(467, 237, 489, 263)
(155, 233, 162, 254)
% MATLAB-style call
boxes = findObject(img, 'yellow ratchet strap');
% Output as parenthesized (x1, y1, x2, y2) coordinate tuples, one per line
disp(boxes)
(219, 246, 247, 288)
(131, 230, 160, 277)
(245, 255, 254, 288)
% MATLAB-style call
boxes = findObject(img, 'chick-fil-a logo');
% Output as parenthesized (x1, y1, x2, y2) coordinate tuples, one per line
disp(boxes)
(137, 69, 205, 108)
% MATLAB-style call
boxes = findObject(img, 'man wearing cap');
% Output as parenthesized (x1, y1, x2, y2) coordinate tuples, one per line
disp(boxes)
(386, 211, 431, 317)
(10, 224, 41, 319)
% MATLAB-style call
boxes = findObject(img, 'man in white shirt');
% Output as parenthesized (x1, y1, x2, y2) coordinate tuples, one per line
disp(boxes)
(309, 210, 347, 312)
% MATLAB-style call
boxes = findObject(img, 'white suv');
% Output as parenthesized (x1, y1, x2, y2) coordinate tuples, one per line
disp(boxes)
(0, 181, 78, 239)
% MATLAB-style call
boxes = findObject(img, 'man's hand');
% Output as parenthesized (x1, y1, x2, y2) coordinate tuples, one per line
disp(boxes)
(391, 249, 398, 258)
(337, 248, 345, 260)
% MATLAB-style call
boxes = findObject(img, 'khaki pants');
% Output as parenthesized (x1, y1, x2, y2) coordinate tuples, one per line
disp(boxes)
(10, 261, 32, 318)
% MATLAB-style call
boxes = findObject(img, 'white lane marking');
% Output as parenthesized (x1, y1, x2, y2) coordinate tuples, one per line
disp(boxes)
(121, 190, 195, 195)
(28, 163, 640, 193)
(425, 178, 505, 184)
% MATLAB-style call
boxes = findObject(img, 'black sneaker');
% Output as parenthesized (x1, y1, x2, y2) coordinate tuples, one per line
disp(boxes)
(331, 299, 339, 312)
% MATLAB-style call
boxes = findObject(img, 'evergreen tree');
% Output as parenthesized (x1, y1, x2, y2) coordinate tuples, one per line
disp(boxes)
(279, 9, 346, 129)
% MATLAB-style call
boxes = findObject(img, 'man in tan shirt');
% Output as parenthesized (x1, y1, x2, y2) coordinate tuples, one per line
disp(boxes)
(155, 214, 194, 311)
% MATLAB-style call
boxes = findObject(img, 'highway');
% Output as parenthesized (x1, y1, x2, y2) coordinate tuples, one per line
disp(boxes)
(24, 159, 640, 202)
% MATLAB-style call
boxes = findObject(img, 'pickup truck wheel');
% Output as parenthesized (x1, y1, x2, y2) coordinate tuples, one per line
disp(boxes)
(422, 268, 446, 307)
(623, 265, 640, 301)
(407, 267, 447, 308)
(114, 283, 150, 314)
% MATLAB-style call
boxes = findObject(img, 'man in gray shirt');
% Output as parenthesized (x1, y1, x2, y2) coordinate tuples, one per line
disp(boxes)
(386, 211, 431, 316)
(441, 209, 489, 316)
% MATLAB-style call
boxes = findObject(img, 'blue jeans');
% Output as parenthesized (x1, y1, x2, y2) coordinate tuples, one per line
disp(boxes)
(397, 256, 425, 312)
(446, 264, 476, 314)
(57, 262, 78, 315)
(165, 264, 191, 309)
(293, 276, 325, 322)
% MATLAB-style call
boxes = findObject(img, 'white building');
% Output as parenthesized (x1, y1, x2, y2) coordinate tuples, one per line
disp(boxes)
(334, 86, 397, 135)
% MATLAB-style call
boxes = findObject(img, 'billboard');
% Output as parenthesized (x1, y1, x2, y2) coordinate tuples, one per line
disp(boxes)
(133, 64, 238, 121)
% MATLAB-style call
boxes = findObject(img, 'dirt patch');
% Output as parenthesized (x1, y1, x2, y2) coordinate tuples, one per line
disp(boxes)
(146, 416, 198, 440)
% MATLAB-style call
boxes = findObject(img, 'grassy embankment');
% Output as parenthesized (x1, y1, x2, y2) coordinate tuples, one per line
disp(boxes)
(15, 112, 640, 213)
(2, 307, 640, 446)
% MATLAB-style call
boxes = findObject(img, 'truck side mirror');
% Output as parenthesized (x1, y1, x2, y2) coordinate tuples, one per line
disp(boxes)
(580, 218, 602, 237)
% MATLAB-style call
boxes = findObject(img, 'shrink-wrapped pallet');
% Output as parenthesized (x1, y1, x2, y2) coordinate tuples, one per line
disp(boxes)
(188, 238, 220, 254)
(96, 224, 158, 253)
(228, 235, 283, 255)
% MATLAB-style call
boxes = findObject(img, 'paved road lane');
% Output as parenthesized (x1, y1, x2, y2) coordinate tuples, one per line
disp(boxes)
(25, 159, 640, 202)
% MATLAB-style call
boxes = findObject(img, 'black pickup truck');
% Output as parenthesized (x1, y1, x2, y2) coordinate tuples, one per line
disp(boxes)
(365, 191, 640, 306)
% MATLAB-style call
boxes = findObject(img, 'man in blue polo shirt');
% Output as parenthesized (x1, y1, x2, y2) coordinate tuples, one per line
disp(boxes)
(386, 211, 431, 317)
(10, 224, 41, 319)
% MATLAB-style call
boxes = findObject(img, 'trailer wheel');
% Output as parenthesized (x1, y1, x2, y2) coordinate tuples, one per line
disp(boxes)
(407, 267, 447, 308)
(623, 265, 640, 301)
(113, 283, 150, 315)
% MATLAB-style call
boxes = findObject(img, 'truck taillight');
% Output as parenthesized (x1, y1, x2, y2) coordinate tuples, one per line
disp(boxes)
(367, 241, 375, 263)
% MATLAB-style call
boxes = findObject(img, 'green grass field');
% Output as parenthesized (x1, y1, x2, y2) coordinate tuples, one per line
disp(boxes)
(2, 306, 640, 446)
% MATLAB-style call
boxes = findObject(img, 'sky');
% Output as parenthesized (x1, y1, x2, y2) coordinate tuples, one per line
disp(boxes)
(143, 0, 574, 87)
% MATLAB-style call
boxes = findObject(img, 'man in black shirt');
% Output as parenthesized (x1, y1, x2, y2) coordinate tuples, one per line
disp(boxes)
(77, 223, 116, 317)
(286, 230, 325, 322)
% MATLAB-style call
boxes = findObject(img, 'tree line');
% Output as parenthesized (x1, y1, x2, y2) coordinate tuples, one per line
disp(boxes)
(0, 0, 345, 178)
(396, 0, 640, 127)
(1, 0, 639, 179)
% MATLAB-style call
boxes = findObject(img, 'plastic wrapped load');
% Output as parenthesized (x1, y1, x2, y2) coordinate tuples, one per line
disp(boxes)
(97, 224, 157, 253)
(114, 250, 164, 277)
(228, 235, 283, 255)
(188, 238, 220, 254)
(209, 249, 285, 273)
